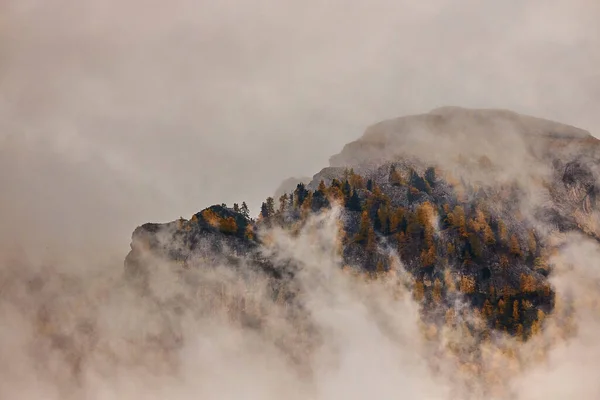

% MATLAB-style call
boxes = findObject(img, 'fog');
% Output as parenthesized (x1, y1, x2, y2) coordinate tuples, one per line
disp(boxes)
(1, 0, 600, 399)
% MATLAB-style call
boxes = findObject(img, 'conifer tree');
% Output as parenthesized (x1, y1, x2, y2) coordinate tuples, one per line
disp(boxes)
(425, 167, 436, 188)
(240, 202, 250, 219)
(279, 193, 288, 213)
(346, 190, 362, 211)
(266, 197, 275, 216)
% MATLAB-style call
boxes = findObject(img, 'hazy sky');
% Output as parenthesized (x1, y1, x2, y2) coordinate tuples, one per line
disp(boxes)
(1, 0, 599, 254)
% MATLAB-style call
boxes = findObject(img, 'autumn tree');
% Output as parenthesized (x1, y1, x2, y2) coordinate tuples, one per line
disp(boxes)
(348, 170, 365, 190)
(528, 229, 537, 257)
(420, 246, 436, 268)
(355, 210, 376, 252)
(497, 219, 508, 243)
(509, 234, 522, 257)
(220, 217, 238, 234)
(520, 273, 537, 293)
(432, 278, 443, 304)
(327, 184, 344, 205)
(376, 260, 386, 275)
(313, 180, 330, 210)
(389, 165, 404, 186)
(459, 275, 476, 294)
(483, 299, 493, 318)
(512, 300, 520, 323)
(450, 206, 468, 238)
(301, 191, 314, 217)
(413, 280, 425, 302)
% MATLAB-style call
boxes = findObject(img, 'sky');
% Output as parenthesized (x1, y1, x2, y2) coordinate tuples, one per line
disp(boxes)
(0, 0, 599, 255)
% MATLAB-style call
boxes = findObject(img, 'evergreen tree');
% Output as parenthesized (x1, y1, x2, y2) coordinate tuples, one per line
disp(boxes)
(266, 197, 275, 216)
(240, 202, 250, 219)
(425, 167, 436, 188)
(294, 183, 309, 207)
(410, 169, 429, 193)
(260, 202, 269, 219)
(346, 190, 362, 211)
(279, 193, 288, 213)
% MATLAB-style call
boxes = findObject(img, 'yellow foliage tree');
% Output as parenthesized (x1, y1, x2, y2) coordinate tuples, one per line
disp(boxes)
(201, 209, 220, 228)
(459, 275, 476, 294)
(220, 217, 238, 234)
(349, 172, 365, 189)
(498, 220, 508, 243)
(528, 229, 537, 255)
(520, 273, 537, 293)
(432, 278, 443, 304)
(420, 246, 436, 268)
(509, 234, 521, 257)
(413, 280, 425, 302)
(451, 206, 468, 238)
(483, 299, 493, 318)
(512, 300, 520, 322)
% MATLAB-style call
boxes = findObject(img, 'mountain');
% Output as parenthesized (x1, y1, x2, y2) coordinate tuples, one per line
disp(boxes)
(125, 107, 600, 341)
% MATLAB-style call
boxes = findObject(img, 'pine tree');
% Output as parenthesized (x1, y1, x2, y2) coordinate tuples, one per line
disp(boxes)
(279, 193, 288, 213)
(294, 183, 309, 207)
(240, 202, 250, 219)
(233, 203, 240, 213)
(260, 202, 269, 219)
(349, 170, 365, 189)
(267, 197, 275, 216)
(346, 190, 362, 211)
(425, 167, 436, 188)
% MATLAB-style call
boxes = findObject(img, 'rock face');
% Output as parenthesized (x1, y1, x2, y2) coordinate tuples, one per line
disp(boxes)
(125, 107, 600, 340)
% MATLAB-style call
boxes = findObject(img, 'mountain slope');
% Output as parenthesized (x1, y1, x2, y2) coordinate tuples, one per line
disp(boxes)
(125, 107, 600, 342)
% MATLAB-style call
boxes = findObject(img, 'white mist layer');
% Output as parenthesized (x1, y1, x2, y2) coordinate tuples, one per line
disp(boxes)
(0, 209, 599, 399)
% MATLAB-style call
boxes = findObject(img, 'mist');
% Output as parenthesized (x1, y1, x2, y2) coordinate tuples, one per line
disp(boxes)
(1, 0, 600, 399)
